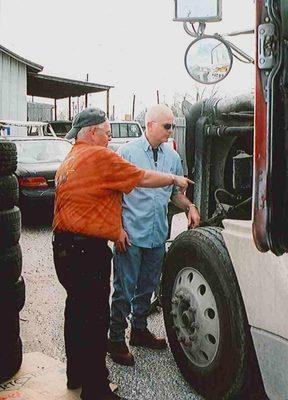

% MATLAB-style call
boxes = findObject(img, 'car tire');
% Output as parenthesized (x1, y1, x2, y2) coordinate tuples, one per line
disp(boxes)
(0, 276, 26, 313)
(162, 227, 262, 399)
(0, 337, 22, 384)
(0, 141, 17, 176)
(0, 244, 22, 285)
(0, 207, 21, 249)
(0, 175, 19, 210)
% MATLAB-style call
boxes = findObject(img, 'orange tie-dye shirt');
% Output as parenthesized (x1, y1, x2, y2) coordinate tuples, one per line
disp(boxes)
(53, 141, 145, 241)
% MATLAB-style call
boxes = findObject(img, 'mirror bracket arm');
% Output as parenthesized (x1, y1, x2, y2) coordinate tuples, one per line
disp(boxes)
(224, 38, 255, 64)
(183, 21, 206, 37)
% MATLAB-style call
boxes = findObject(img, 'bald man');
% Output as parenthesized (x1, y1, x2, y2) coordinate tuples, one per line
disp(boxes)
(108, 104, 200, 366)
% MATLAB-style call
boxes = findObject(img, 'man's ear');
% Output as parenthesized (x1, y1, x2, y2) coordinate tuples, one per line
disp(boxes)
(147, 121, 153, 130)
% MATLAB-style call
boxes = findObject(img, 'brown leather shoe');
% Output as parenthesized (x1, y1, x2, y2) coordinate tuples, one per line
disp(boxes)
(107, 340, 135, 366)
(130, 328, 167, 350)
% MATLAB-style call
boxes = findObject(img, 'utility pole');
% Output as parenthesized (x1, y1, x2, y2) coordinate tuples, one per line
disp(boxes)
(156, 90, 160, 104)
(132, 94, 136, 120)
(85, 73, 89, 107)
(0, 0, 2, 37)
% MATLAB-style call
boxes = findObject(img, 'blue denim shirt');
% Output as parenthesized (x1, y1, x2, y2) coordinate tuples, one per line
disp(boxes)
(118, 135, 183, 248)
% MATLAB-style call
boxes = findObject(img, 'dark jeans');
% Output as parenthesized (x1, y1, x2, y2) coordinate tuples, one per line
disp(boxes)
(52, 231, 112, 399)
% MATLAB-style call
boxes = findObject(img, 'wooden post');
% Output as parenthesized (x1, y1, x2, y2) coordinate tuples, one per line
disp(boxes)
(85, 74, 89, 108)
(68, 97, 71, 120)
(106, 89, 110, 118)
(132, 94, 136, 120)
(156, 90, 160, 104)
(54, 99, 57, 121)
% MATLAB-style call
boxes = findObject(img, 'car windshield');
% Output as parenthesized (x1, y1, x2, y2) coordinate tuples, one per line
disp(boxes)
(50, 121, 72, 137)
(50, 122, 72, 134)
(15, 140, 72, 163)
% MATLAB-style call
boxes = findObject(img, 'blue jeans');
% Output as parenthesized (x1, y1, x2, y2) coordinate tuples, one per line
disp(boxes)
(109, 243, 165, 342)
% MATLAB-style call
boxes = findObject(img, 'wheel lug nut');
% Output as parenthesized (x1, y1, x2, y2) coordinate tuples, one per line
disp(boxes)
(177, 291, 184, 300)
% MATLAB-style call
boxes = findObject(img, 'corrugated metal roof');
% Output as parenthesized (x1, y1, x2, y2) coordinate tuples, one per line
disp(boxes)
(27, 73, 113, 99)
(0, 44, 43, 73)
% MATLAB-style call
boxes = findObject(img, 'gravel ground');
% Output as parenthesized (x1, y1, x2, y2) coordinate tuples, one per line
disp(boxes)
(19, 213, 202, 400)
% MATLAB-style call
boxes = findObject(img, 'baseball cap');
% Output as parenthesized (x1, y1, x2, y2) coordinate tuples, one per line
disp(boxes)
(65, 107, 107, 140)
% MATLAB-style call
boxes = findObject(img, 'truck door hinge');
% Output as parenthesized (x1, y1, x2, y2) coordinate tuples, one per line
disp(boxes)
(258, 23, 276, 69)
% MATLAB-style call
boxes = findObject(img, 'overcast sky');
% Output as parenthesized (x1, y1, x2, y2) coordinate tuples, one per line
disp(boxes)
(0, 0, 255, 118)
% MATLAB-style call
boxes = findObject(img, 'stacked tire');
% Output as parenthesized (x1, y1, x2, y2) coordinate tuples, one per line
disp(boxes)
(0, 140, 24, 383)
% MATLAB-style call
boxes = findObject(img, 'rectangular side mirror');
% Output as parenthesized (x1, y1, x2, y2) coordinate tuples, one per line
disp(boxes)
(174, 0, 222, 22)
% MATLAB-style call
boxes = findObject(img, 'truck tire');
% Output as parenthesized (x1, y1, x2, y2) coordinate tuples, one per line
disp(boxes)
(0, 207, 21, 249)
(0, 312, 20, 350)
(162, 227, 256, 399)
(0, 276, 25, 313)
(0, 244, 22, 284)
(0, 337, 22, 384)
(0, 141, 17, 176)
(0, 175, 19, 210)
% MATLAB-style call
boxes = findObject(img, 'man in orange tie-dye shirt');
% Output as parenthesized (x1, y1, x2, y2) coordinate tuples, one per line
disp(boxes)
(52, 107, 192, 400)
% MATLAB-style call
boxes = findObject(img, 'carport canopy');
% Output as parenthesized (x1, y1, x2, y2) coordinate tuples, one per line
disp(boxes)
(27, 72, 113, 99)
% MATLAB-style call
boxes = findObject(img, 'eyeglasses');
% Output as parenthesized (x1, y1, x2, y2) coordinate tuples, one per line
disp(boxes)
(152, 121, 176, 130)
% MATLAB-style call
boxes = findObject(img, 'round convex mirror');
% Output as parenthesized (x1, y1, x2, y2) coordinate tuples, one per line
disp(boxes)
(184, 36, 233, 84)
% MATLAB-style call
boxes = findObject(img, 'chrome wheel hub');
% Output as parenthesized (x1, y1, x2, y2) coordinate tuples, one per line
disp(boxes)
(171, 267, 220, 367)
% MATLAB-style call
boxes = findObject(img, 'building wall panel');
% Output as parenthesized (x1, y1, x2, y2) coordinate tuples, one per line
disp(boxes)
(0, 51, 27, 135)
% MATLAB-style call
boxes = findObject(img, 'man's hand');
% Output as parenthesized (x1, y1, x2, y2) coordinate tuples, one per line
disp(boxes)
(115, 228, 131, 252)
(173, 175, 194, 194)
(187, 204, 200, 229)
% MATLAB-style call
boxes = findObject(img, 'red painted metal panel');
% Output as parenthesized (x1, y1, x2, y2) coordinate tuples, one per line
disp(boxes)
(252, 0, 269, 252)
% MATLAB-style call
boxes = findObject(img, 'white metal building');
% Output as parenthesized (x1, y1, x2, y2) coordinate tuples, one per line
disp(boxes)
(0, 44, 113, 136)
(0, 44, 42, 123)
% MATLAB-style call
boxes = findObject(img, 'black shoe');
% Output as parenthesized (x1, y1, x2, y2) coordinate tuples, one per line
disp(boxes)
(99, 392, 127, 400)
(130, 328, 167, 350)
(82, 390, 127, 400)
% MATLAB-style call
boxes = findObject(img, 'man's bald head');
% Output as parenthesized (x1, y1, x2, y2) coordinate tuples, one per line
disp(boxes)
(145, 104, 174, 127)
(145, 104, 175, 148)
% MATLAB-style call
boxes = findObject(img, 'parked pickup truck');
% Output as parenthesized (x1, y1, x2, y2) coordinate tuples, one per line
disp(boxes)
(108, 121, 143, 152)
(109, 120, 177, 152)
(0, 120, 57, 137)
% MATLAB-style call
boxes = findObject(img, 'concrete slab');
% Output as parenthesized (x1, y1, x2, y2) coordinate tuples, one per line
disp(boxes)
(0, 352, 117, 400)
